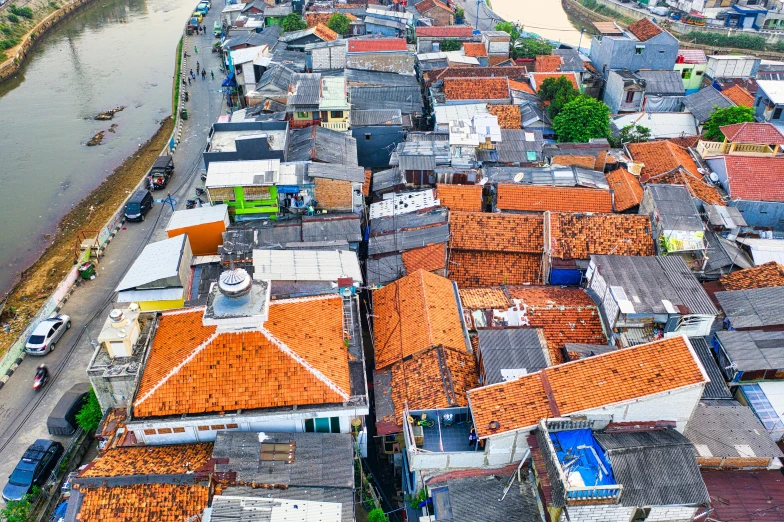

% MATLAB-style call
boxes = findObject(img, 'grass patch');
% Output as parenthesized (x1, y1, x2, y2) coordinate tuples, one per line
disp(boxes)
(579, 0, 635, 25)
(172, 36, 182, 115)
(0, 52, 6, 62)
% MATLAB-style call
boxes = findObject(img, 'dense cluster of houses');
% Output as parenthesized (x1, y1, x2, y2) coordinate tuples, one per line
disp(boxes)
(58, 1, 784, 521)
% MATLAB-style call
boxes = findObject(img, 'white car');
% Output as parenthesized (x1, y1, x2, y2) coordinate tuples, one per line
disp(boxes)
(25, 314, 71, 355)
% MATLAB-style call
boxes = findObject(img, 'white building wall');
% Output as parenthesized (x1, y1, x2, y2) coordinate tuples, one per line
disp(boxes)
(559, 505, 636, 522)
(646, 506, 698, 522)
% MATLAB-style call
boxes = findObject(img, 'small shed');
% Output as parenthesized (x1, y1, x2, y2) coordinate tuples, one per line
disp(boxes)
(166, 205, 230, 256)
(47, 382, 92, 436)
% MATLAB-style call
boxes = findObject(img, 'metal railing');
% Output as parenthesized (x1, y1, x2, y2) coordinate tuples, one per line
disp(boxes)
(321, 121, 349, 131)
(697, 140, 776, 157)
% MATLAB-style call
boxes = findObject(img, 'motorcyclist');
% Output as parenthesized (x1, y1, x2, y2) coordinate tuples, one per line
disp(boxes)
(35, 364, 48, 381)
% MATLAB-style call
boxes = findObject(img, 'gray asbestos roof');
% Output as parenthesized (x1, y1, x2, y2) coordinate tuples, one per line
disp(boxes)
(371, 167, 405, 192)
(715, 287, 784, 329)
(287, 126, 359, 165)
(370, 208, 448, 235)
(495, 129, 544, 164)
(350, 109, 404, 127)
(399, 153, 436, 171)
(367, 225, 449, 255)
(477, 329, 548, 385)
(433, 473, 540, 522)
(256, 64, 295, 95)
(287, 73, 321, 111)
(637, 70, 685, 96)
(689, 336, 732, 400)
(301, 213, 362, 243)
(344, 68, 420, 87)
(685, 402, 784, 460)
(348, 85, 424, 114)
(552, 48, 585, 72)
(484, 166, 608, 189)
(594, 430, 710, 507)
(589, 255, 718, 316)
(647, 184, 703, 232)
(715, 330, 784, 371)
(366, 254, 405, 285)
(217, 486, 353, 522)
(212, 431, 353, 488)
(683, 87, 734, 124)
(308, 162, 366, 182)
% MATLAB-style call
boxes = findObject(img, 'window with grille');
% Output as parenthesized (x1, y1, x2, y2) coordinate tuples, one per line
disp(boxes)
(260, 442, 296, 463)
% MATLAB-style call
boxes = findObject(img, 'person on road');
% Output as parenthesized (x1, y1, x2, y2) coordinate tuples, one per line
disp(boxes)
(188, 77, 192, 86)
(202, 69, 207, 80)
(196, 62, 200, 74)
(35, 364, 48, 381)
(211, 70, 214, 80)
(194, 45, 198, 53)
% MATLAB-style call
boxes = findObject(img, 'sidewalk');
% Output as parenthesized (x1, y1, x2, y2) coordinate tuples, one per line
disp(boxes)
(0, 5, 225, 485)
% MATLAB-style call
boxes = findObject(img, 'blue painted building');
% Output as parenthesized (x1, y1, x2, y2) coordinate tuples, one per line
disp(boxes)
(589, 18, 678, 79)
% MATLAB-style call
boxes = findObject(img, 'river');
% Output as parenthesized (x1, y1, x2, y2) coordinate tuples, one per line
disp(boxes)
(0, 0, 193, 295)
(492, 0, 588, 49)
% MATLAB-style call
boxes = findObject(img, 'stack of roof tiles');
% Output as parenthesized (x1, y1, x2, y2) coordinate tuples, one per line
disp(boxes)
(448, 211, 544, 287)
(719, 261, 784, 291)
(547, 213, 655, 260)
(469, 336, 707, 438)
(496, 185, 614, 213)
(436, 183, 483, 212)
(443, 77, 510, 100)
(487, 105, 522, 129)
(605, 168, 644, 212)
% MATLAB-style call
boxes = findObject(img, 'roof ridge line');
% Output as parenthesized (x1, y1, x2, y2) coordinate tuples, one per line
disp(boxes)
(271, 294, 340, 306)
(259, 326, 350, 400)
(162, 306, 207, 317)
(418, 270, 434, 348)
(135, 330, 221, 408)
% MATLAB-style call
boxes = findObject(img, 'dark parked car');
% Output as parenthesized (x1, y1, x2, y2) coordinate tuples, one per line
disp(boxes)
(148, 155, 174, 190)
(124, 190, 153, 222)
(2, 440, 63, 502)
(47, 382, 91, 436)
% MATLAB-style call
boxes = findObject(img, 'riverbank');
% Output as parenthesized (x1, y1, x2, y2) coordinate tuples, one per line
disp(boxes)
(0, 116, 174, 356)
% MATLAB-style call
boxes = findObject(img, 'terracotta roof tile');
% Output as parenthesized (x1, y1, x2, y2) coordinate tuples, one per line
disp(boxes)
(496, 185, 614, 213)
(313, 23, 339, 42)
(133, 297, 351, 418)
(462, 42, 487, 57)
(646, 168, 726, 206)
(372, 270, 465, 369)
(363, 169, 372, 197)
(529, 72, 579, 91)
(720, 261, 784, 291)
(594, 149, 608, 171)
(415, 0, 454, 14)
(450, 251, 543, 288)
(722, 156, 784, 202)
(548, 213, 654, 260)
(347, 38, 407, 53)
(487, 105, 521, 129)
(721, 122, 784, 144)
(458, 288, 512, 309)
(721, 85, 755, 108)
(668, 135, 700, 149)
(381, 346, 478, 427)
(79, 444, 213, 478)
(426, 66, 526, 84)
(535, 55, 562, 73)
(488, 55, 511, 66)
(508, 79, 535, 95)
(449, 211, 543, 253)
(627, 18, 663, 41)
(469, 336, 707, 437)
(551, 155, 596, 169)
(627, 140, 699, 179)
(76, 483, 210, 522)
(436, 183, 483, 211)
(444, 77, 510, 100)
(606, 168, 644, 211)
(416, 26, 473, 38)
(402, 243, 446, 273)
(505, 286, 606, 363)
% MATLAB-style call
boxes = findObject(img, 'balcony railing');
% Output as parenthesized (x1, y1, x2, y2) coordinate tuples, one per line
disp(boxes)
(321, 121, 349, 131)
(697, 140, 776, 157)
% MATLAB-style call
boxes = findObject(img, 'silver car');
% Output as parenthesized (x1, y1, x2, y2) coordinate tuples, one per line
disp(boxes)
(25, 315, 71, 355)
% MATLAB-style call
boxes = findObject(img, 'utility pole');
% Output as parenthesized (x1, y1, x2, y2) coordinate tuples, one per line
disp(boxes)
(577, 28, 585, 52)
(475, 0, 483, 31)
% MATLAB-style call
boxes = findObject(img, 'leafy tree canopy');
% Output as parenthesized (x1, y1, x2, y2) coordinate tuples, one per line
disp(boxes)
(514, 37, 553, 59)
(703, 105, 755, 141)
(76, 388, 103, 433)
(281, 13, 307, 32)
(538, 75, 579, 118)
(327, 13, 351, 35)
(494, 21, 519, 41)
(439, 38, 461, 52)
(619, 124, 651, 143)
(553, 95, 611, 143)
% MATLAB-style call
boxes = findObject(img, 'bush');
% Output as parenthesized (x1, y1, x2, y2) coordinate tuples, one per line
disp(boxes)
(703, 105, 755, 141)
(0, 24, 11, 34)
(76, 388, 103, 432)
(327, 13, 350, 35)
(0, 486, 39, 522)
(0, 38, 18, 50)
(553, 95, 611, 143)
(368, 508, 388, 522)
(514, 37, 552, 59)
(10, 5, 34, 19)
(281, 13, 307, 32)
(685, 31, 766, 51)
(439, 38, 461, 52)
(7, 14, 19, 23)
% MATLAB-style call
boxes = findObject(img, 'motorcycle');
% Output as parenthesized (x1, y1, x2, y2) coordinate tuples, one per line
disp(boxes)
(195, 187, 206, 196)
(186, 197, 203, 210)
(33, 371, 48, 392)
(200, 172, 207, 182)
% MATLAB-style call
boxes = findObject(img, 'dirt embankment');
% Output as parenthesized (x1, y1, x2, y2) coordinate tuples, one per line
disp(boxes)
(0, 117, 174, 355)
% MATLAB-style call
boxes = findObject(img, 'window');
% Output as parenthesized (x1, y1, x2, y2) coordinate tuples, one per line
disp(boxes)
(197, 425, 210, 431)
(330, 417, 341, 433)
(314, 418, 331, 433)
(330, 110, 344, 119)
(260, 442, 296, 463)
(365, 133, 372, 141)
(173, 427, 186, 433)
(143, 429, 156, 436)
(774, 107, 782, 120)
(635, 45, 645, 55)
(297, 111, 310, 119)
(211, 424, 226, 431)
(157, 428, 173, 434)
(226, 423, 239, 429)
(305, 417, 341, 433)
(757, 96, 763, 107)
(682, 68, 692, 80)
(625, 90, 636, 103)
(696, 70, 703, 76)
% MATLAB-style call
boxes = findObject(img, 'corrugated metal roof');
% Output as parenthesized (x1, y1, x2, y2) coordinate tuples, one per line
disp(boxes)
(657, 256, 719, 316)
(301, 214, 362, 243)
(716, 286, 784, 328)
(349, 109, 403, 127)
(647, 184, 704, 232)
(307, 162, 366, 182)
(348, 85, 423, 113)
(685, 402, 783, 459)
(716, 330, 784, 371)
(477, 329, 548, 385)
(208, 496, 342, 522)
(637, 70, 686, 96)
(366, 254, 405, 285)
(117, 287, 184, 303)
(206, 159, 281, 188)
(166, 205, 229, 231)
(370, 208, 447, 235)
(735, 238, 784, 266)
(287, 127, 359, 165)
(495, 129, 544, 163)
(689, 336, 732, 400)
(116, 235, 187, 291)
(252, 249, 362, 283)
(287, 73, 322, 110)
(684, 87, 734, 124)
(483, 165, 608, 189)
(367, 225, 449, 255)
(370, 167, 404, 192)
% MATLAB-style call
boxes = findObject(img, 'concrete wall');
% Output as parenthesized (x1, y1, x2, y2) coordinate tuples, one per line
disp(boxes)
(311, 45, 347, 71)
(559, 505, 637, 522)
(590, 32, 679, 78)
(732, 199, 784, 231)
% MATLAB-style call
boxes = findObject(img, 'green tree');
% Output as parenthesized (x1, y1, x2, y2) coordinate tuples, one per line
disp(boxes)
(281, 13, 307, 32)
(703, 105, 755, 141)
(553, 95, 610, 143)
(454, 6, 464, 20)
(494, 21, 519, 41)
(1, 487, 39, 522)
(368, 508, 388, 522)
(514, 37, 553, 59)
(619, 124, 651, 143)
(537, 75, 579, 118)
(327, 13, 350, 35)
(76, 388, 103, 432)
(439, 39, 461, 52)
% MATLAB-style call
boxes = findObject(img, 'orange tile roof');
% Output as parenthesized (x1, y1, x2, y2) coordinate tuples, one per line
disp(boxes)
(402, 243, 446, 273)
(551, 155, 596, 169)
(459, 288, 512, 310)
(505, 286, 606, 363)
(80, 444, 213, 478)
(426, 66, 527, 84)
(720, 122, 784, 144)
(363, 169, 372, 197)
(76, 483, 210, 522)
(548, 213, 654, 260)
(720, 262, 784, 291)
(415, 0, 454, 14)
(496, 185, 614, 213)
(529, 72, 579, 91)
(722, 85, 755, 108)
(627, 140, 699, 179)
(594, 149, 608, 171)
(535, 54, 562, 73)
(436, 183, 484, 211)
(627, 18, 663, 41)
(443, 77, 510, 100)
(487, 105, 521, 129)
(469, 336, 707, 437)
(380, 346, 478, 427)
(450, 251, 543, 288)
(133, 297, 351, 418)
(646, 168, 726, 206)
(304, 11, 357, 28)
(313, 23, 338, 42)
(606, 168, 644, 212)
(488, 55, 510, 66)
(372, 270, 466, 370)
(462, 42, 487, 57)
(508, 79, 535, 95)
(449, 211, 543, 253)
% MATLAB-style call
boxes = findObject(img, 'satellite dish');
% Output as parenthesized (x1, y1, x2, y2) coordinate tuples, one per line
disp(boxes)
(513, 172, 524, 183)
(223, 240, 235, 255)
(709, 172, 719, 182)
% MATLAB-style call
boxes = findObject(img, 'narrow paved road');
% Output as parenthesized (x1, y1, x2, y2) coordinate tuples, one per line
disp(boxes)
(459, 0, 504, 32)
(0, 3, 225, 486)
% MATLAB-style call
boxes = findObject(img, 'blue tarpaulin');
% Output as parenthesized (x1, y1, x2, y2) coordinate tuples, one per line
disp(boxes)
(277, 185, 301, 194)
(221, 73, 236, 87)
(550, 429, 616, 488)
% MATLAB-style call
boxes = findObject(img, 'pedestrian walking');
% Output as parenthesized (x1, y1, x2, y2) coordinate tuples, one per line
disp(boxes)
(189, 68, 194, 77)
(194, 45, 198, 53)
(196, 62, 200, 74)
(211, 70, 214, 80)
(202, 69, 206, 80)
(188, 77, 192, 86)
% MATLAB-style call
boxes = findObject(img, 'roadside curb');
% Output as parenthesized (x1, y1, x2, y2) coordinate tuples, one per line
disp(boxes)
(0, 354, 25, 389)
